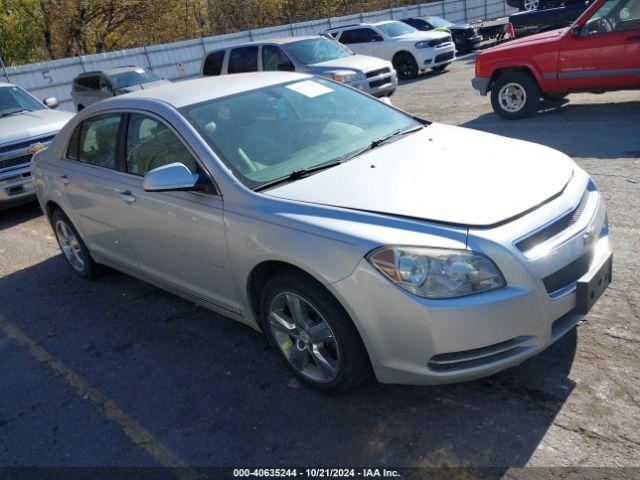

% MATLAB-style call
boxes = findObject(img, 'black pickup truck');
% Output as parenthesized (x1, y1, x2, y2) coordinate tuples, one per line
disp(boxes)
(509, 0, 593, 37)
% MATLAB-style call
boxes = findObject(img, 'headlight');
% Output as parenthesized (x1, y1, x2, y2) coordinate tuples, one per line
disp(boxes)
(332, 71, 361, 83)
(367, 246, 506, 299)
(415, 41, 430, 49)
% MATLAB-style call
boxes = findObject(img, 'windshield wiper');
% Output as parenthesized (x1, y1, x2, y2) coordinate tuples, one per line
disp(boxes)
(339, 124, 426, 163)
(0, 108, 35, 118)
(254, 160, 344, 192)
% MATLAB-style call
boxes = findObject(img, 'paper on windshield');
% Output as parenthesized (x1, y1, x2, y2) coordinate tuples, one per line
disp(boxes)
(286, 80, 333, 98)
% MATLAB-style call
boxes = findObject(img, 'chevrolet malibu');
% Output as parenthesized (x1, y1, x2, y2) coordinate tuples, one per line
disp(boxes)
(32, 72, 612, 393)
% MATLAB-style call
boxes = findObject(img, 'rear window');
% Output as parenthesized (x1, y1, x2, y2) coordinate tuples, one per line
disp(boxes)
(203, 50, 225, 76)
(228, 46, 259, 74)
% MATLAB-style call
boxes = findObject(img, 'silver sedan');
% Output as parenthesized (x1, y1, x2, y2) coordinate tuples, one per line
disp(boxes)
(32, 72, 612, 393)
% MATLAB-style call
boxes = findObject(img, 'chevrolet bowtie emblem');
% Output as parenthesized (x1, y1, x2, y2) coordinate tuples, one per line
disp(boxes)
(27, 143, 47, 155)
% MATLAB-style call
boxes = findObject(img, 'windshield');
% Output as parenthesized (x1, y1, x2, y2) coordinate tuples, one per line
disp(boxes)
(427, 17, 454, 28)
(0, 86, 45, 117)
(182, 78, 421, 189)
(284, 38, 352, 65)
(376, 21, 418, 37)
(109, 69, 161, 89)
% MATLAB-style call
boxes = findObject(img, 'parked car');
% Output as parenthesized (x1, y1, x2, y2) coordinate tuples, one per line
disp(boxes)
(201, 36, 397, 97)
(507, 0, 566, 11)
(326, 21, 455, 78)
(400, 16, 483, 52)
(473, 0, 640, 119)
(509, 0, 592, 37)
(71, 66, 169, 111)
(0, 83, 74, 208)
(33, 72, 611, 393)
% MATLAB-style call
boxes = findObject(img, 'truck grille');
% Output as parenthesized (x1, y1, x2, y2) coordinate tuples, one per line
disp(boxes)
(365, 67, 390, 78)
(0, 154, 32, 171)
(369, 78, 392, 89)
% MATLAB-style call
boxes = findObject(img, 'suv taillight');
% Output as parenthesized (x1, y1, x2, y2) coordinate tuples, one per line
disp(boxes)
(507, 23, 515, 38)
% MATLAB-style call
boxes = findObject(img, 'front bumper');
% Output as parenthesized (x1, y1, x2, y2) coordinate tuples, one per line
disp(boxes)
(329, 187, 610, 386)
(472, 76, 490, 95)
(351, 70, 398, 97)
(0, 165, 35, 204)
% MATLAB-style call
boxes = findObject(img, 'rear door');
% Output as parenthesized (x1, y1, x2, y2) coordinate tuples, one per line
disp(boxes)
(113, 112, 240, 313)
(57, 113, 139, 271)
(558, 0, 640, 89)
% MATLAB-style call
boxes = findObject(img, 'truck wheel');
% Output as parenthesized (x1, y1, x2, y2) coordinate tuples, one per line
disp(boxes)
(491, 71, 540, 120)
(393, 52, 418, 79)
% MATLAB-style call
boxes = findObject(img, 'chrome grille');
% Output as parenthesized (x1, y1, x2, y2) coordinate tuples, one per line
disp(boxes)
(0, 154, 32, 171)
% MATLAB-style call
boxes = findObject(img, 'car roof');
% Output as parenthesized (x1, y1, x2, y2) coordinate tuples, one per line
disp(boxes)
(0, 82, 15, 88)
(116, 71, 312, 108)
(76, 66, 146, 78)
(327, 19, 399, 31)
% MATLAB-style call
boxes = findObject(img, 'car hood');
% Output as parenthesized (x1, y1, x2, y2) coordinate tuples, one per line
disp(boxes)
(307, 54, 391, 73)
(0, 108, 75, 147)
(485, 28, 566, 51)
(266, 123, 575, 227)
(396, 30, 451, 41)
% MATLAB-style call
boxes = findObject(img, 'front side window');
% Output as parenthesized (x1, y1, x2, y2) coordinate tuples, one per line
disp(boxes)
(182, 78, 421, 189)
(109, 69, 160, 89)
(125, 114, 198, 176)
(583, 0, 640, 33)
(77, 114, 121, 169)
(228, 46, 259, 74)
(262, 46, 294, 71)
(376, 21, 418, 37)
(284, 38, 352, 65)
(0, 86, 45, 117)
(203, 51, 225, 76)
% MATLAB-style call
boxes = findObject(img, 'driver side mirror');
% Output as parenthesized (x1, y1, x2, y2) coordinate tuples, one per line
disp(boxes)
(371, 35, 384, 42)
(43, 97, 59, 109)
(571, 25, 582, 36)
(143, 163, 201, 192)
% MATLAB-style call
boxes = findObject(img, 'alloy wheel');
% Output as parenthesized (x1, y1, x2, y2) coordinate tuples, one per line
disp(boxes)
(267, 292, 341, 383)
(498, 82, 527, 113)
(55, 219, 86, 273)
(523, 0, 540, 10)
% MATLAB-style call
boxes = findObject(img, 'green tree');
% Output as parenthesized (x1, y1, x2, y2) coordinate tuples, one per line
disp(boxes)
(0, 0, 40, 65)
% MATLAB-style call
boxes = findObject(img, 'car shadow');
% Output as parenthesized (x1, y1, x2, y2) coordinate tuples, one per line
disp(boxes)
(0, 255, 577, 471)
(463, 100, 640, 159)
(0, 200, 42, 231)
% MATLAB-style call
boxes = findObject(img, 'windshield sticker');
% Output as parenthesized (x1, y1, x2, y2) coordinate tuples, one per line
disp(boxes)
(286, 80, 333, 98)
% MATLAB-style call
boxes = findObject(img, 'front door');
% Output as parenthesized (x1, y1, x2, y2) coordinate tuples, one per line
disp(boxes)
(559, 0, 640, 89)
(114, 112, 241, 314)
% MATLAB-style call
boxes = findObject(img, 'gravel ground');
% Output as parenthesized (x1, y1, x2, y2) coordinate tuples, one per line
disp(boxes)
(0, 54, 639, 475)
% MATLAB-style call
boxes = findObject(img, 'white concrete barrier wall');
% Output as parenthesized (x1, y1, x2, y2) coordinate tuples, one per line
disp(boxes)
(2, 0, 515, 111)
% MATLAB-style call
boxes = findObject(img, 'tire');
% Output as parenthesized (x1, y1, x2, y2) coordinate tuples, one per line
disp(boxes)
(260, 269, 372, 394)
(50, 209, 100, 279)
(432, 64, 449, 73)
(393, 52, 419, 79)
(490, 71, 541, 120)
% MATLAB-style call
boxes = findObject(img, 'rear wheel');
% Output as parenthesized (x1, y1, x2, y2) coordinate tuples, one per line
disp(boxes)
(393, 52, 419, 79)
(260, 270, 371, 394)
(490, 71, 540, 120)
(51, 209, 99, 279)
(432, 64, 449, 73)
(521, 0, 542, 10)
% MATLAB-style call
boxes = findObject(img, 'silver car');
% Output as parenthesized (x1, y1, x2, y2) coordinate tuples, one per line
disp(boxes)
(33, 73, 612, 393)
(0, 83, 74, 208)
(201, 36, 397, 97)
(71, 66, 169, 112)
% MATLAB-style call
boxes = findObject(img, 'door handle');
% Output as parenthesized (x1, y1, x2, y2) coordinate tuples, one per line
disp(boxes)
(626, 35, 640, 41)
(59, 175, 70, 185)
(116, 190, 136, 204)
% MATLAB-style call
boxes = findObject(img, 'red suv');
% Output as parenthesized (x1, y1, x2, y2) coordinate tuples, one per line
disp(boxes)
(472, 0, 640, 119)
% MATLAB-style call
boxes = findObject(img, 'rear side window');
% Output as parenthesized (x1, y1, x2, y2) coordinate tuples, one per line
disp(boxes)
(262, 46, 294, 71)
(203, 50, 225, 76)
(339, 28, 381, 44)
(228, 46, 258, 74)
(66, 125, 81, 160)
(125, 113, 198, 176)
(77, 114, 121, 169)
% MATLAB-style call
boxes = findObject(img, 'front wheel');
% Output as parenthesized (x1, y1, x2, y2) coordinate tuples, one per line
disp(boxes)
(432, 64, 449, 73)
(393, 52, 419, 79)
(490, 71, 540, 120)
(260, 270, 371, 394)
